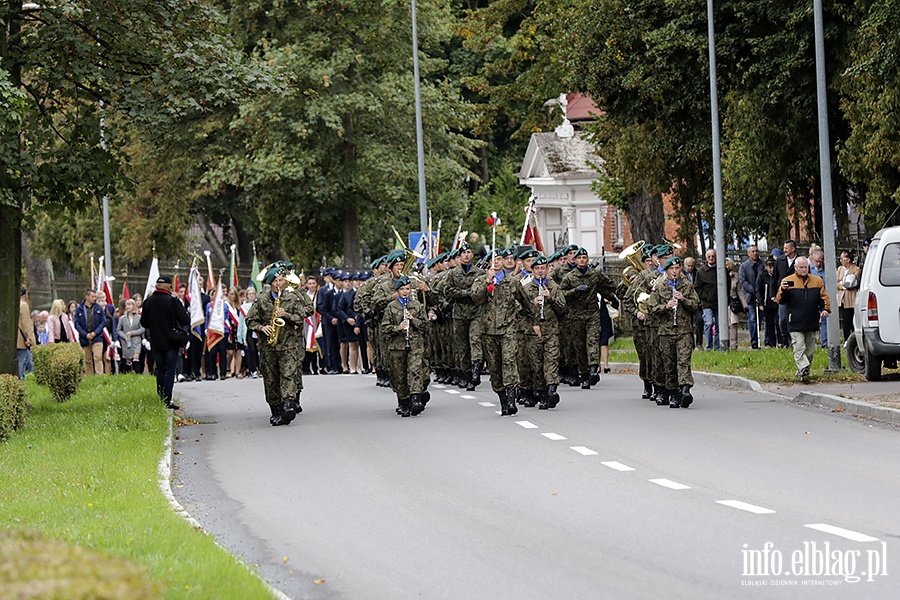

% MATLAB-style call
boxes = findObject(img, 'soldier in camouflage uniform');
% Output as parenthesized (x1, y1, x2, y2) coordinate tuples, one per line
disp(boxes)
(513, 247, 540, 405)
(648, 256, 700, 408)
(516, 255, 567, 409)
(369, 249, 409, 389)
(552, 244, 579, 386)
(560, 247, 619, 389)
(246, 264, 315, 426)
(621, 247, 656, 400)
(472, 247, 519, 415)
(649, 244, 675, 402)
(443, 242, 486, 391)
(380, 276, 428, 417)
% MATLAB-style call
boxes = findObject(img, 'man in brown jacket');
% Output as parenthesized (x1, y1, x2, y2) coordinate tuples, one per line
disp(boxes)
(17, 288, 37, 379)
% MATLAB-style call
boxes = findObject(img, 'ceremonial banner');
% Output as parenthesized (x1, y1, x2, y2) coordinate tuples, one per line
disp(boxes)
(144, 257, 160, 301)
(187, 264, 205, 339)
(249, 250, 261, 292)
(206, 281, 226, 350)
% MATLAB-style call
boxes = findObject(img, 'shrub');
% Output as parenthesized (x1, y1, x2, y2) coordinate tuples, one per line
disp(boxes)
(0, 374, 28, 441)
(31, 344, 55, 386)
(46, 343, 84, 403)
(0, 529, 160, 599)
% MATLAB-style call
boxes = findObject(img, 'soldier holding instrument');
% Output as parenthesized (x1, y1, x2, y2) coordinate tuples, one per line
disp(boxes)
(381, 276, 428, 417)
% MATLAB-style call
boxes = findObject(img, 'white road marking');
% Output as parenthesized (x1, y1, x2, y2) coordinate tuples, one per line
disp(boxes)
(570, 446, 598, 456)
(649, 478, 691, 490)
(804, 524, 879, 543)
(461, 395, 476, 399)
(478, 402, 496, 407)
(432, 384, 446, 389)
(601, 461, 635, 472)
(515, 421, 539, 429)
(495, 411, 502, 415)
(445, 389, 460, 395)
(715, 500, 776, 515)
(541, 433, 567, 441)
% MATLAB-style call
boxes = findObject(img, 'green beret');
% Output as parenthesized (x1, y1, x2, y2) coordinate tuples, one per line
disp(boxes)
(518, 248, 540, 260)
(532, 255, 549, 266)
(447, 249, 460, 260)
(641, 248, 653, 261)
(656, 244, 674, 258)
(394, 275, 411, 289)
(649, 245, 659, 256)
(500, 246, 515, 258)
(457, 242, 472, 253)
(386, 249, 406, 267)
(664, 256, 682, 270)
(263, 266, 284, 285)
(575, 247, 588, 258)
(564, 244, 579, 254)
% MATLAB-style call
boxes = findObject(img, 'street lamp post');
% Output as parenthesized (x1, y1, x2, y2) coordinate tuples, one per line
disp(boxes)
(411, 0, 427, 233)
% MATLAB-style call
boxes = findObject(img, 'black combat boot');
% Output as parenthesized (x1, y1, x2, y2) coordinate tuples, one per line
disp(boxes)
(641, 379, 653, 400)
(499, 390, 510, 416)
(410, 394, 424, 416)
(513, 386, 524, 405)
(580, 373, 591, 390)
(537, 388, 549, 410)
(281, 400, 296, 424)
(668, 388, 680, 408)
(399, 397, 411, 417)
(456, 369, 467, 388)
(650, 384, 662, 403)
(655, 386, 669, 406)
(547, 384, 560, 408)
(506, 388, 518, 416)
(269, 403, 288, 426)
(466, 363, 479, 391)
(525, 387, 538, 408)
(589, 365, 600, 386)
(678, 385, 694, 408)
(566, 367, 579, 387)
(419, 390, 431, 408)
(292, 391, 303, 415)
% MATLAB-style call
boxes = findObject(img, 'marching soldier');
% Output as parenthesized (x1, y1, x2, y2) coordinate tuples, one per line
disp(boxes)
(245, 262, 314, 426)
(353, 256, 388, 386)
(513, 247, 540, 405)
(622, 246, 656, 400)
(380, 276, 428, 417)
(560, 247, 618, 389)
(516, 255, 567, 409)
(444, 242, 486, 391)
(472, 248, 520, 415)
(552, 244, 579, 386)
(648, 256, 700, 408)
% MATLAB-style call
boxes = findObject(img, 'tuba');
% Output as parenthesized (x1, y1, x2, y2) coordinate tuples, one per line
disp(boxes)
(618, 240, 645, 285)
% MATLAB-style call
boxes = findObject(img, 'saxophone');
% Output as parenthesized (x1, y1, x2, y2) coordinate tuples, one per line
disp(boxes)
(267, 291, 286, 347)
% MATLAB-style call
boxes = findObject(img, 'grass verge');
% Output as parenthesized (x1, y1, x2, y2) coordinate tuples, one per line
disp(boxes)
(608, 337, 888, 384)
(0, 375, 276, 599)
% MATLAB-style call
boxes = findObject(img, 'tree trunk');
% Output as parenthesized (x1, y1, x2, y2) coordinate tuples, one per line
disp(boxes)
(342, 203, 362, 268)
(196, 213, 229, 267)
(0, 203, 22, 376)
(625, 187, 665, 245)
(22, 231, 53, 308)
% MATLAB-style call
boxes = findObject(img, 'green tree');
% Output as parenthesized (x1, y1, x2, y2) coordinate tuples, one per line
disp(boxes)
(0, 0, 276, 375)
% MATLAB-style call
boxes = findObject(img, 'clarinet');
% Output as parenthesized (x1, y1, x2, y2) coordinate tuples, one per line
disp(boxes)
(538, 280, 546, 322)
(403, 303, 411, 351)
(668, 278, 678, 326)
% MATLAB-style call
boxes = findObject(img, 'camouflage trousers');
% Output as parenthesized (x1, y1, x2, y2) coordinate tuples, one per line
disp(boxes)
(369, 317, 383, 369)
(659, 334, 694, 389)
(387, 348, 425, 400)
(453, 317, 482, 369)
(483, 332, 519, 393)
(258, 346, 302, 407)
(633, 321, 653, 382)
(559, 316, 576, 370)
(569, 313, 600, 375)
(650, 326, 665, 387)
(524, 330, 560, 389)
(516, 328, 532, 390)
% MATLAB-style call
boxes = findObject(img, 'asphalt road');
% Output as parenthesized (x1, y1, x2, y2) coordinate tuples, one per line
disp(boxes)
(172, 371, 900, 599)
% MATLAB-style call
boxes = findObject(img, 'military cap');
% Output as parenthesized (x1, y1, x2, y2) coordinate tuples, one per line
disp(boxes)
(447, 249, 460, 260)
(263, 265, 285, 285)
(664, 256, 682, 270)
(532, 255, 549, 266)
(656, 244, 674, 258)
(575, 247, 589, 258)
(547, 250, 562, 262)
(648, 244, 660, 256)
(641, 247, 654, 261)
(518, 248, 540, 260)
(500, 246, 515, 258)
(457, 242, 472, 253)
(156, 275, 172, 284)
(564, 244, 579, 254)
(394, 275, 411, 289)
(386, 249, 406, 266)
(370, 256, 385, 270)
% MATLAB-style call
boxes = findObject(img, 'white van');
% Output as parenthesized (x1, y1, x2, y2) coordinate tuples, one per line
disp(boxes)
(846, 225, 900, 380)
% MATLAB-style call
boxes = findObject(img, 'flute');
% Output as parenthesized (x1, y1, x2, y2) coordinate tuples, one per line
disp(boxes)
(403, 305, 411, 351)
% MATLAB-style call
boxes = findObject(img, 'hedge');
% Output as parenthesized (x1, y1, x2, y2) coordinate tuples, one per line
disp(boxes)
(45, 343, 84, 403)
(0, 374, 28, 441)
(0, 529, 159, 599)
(31, 344, 55, 386)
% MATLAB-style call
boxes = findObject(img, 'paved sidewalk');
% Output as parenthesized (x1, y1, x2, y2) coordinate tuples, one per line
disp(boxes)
(612, 362, 900, 426)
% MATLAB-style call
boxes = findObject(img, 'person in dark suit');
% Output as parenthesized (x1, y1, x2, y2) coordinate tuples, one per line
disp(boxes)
(319, 268, 342, 374)
(140, 276, 190, 409)
(337, 273, 364, 373)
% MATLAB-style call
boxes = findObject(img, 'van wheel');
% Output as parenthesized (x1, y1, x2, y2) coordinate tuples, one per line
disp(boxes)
(864, 345, 882, 381)
(845, 335, 865, 374)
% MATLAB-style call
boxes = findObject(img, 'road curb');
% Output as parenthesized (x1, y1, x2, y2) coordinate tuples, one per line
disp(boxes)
(611, 361, 900, 423)
(157, 415, 294, 600)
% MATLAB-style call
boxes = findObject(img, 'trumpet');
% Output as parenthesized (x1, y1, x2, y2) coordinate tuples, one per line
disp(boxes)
(267, 290, 285, 347)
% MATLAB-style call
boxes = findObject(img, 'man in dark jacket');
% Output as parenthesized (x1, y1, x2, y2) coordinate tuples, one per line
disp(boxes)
(772, 240, 799, 347)
(775, 257, 831, 382)
(693, 249, 726, 350)
(141, 276, 191, 409)
(74, 289, 107, 376)
(738, 245, 762, 349)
